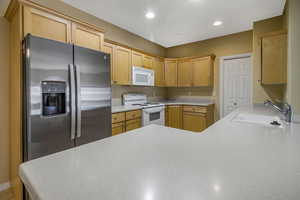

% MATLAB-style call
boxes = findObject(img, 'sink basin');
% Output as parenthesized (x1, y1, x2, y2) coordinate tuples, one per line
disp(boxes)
(232, 113, 284, 128)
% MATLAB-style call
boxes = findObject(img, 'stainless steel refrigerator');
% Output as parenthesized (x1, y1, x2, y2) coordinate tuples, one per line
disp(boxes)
(23, 35, 112, 161)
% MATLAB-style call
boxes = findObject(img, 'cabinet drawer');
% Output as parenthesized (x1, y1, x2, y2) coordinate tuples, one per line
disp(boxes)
(183, 106, 207, 113)
(112, 122, 125, 136)
(126, 118, 142, 131)
(183, 112, 207, 132)
(125, 110, 141, 120)
(112, 112, 125, 123)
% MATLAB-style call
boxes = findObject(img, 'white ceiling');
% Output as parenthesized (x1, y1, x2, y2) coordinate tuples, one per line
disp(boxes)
(65, 1, 283, 47)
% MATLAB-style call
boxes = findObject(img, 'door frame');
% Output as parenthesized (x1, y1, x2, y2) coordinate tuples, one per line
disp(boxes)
(219, 53, 253, 118)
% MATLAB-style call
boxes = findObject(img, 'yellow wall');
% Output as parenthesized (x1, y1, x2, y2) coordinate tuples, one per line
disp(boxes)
(0, 17, 10, 185)
(166, 31, 253, 119)
(252, 16, 286, 103)
(286, 0, 300, 120)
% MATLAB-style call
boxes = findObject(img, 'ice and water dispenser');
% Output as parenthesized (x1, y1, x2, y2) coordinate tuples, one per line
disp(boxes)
(41, 81, 66, 116)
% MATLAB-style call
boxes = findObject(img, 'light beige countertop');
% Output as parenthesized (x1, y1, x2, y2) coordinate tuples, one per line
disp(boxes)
(112, 100, 214, 113)
(20, 105, 300, 200)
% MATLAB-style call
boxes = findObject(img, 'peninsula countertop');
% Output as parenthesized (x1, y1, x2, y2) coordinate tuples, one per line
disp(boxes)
(112, 100, 214, 113)
(20, 105, 300, 200)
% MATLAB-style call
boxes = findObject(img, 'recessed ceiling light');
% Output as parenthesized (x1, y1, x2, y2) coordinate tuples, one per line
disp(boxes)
(145, 12, 155, 19)
(213, 20, 223, 26)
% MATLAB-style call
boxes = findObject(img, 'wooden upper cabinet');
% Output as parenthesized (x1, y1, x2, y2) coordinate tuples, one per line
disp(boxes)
(132, 51, 143, 66)
(164, 59, 178, 87)
(103, 42, 115, 82)
(261, 31, 287, 85)
(23, 6, 71, 43)
(178, 59, 193, 87)
(114, 46, 132, 85)
(192, 56, 213, 87)
(153, 58, 165, 87)
(143, 55, 154, 69)
(71, 22, 104, 51)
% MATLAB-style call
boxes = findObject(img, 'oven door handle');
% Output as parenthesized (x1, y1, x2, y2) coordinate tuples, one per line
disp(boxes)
(143, 107, 165, 114)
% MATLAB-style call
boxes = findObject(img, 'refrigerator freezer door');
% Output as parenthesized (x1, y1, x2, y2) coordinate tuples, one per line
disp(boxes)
(24, 35, 75, 161)
(74, 46, 112, 146)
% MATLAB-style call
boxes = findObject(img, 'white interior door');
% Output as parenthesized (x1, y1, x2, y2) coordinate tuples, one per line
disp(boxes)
(222, 56, 252, 117)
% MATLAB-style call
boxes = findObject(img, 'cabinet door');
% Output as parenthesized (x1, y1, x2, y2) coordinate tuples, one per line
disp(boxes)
(132, 51, 143, 66)
(192, 57, 213, 87)
(126, 119, 141, 131)
(261, 33, 287, 84)
(183, 112, 206, 132)
(165, 59, 178, 87)
(165, 108, 169, 126)
(143, 55, 154, 69)
(114, 46, 132, 85)
(178, 59, 192, 87)
(154, 58, 165, 87)
(23, 6, 71, 43)
(103, 42, 115, 82)
(72, 23, 104, 51)
(166, 105, 182, 129)
(112, 122, 125, 136)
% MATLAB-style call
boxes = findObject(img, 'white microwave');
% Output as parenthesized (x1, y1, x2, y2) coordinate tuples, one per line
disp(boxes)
(132, 66, 154, 86)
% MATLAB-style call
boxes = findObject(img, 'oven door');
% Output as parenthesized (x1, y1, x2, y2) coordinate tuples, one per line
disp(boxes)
(143, 107, 165, 126)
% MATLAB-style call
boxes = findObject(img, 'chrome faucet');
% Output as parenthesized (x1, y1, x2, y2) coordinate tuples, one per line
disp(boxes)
(264, 100, 292, 123)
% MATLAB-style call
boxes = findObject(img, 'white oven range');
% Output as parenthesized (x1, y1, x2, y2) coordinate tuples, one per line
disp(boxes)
(122, 94, 165, 126)
(142, 105, 165, 126)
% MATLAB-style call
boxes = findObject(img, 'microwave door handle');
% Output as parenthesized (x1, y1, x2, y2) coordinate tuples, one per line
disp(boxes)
(69, 64, 76, 140)
(75, 65, 81, 138)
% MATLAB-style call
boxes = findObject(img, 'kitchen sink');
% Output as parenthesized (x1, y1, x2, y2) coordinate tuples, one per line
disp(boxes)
(232, 113, 285, 128)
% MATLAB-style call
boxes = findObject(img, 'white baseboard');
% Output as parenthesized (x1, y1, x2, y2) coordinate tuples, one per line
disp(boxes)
(0, 182, 10, 192)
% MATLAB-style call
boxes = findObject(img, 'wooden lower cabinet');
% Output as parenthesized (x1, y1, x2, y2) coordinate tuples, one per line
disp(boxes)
(165, 105, 183, 129)
(112, 122, 125, 136)
(126, 119, 142, 131)
(125, 109, 141, 121)
(182, 105, 214, 132)
(183, 112, 206, 132)
(111, 110, 142, 135)
(166, 105, 214, 132)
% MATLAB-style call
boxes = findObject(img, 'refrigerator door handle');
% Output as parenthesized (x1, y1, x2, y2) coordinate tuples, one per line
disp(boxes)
(75, 65, 82, 138)
(69, 64, 76, 140)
